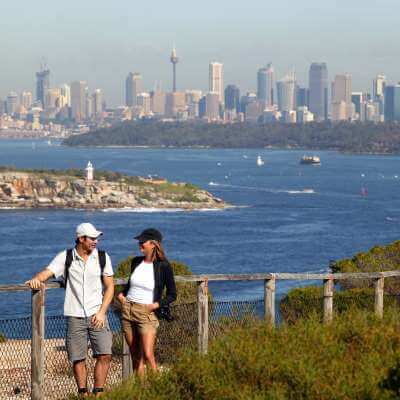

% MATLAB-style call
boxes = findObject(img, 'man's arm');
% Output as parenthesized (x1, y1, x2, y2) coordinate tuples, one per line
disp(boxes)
(25, 268, 55, 289)
(91, 275, 114, 328)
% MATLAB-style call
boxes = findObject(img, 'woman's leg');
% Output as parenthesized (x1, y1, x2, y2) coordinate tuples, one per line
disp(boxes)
(123, 320, 144, 375)
(140, 329, 157, 372)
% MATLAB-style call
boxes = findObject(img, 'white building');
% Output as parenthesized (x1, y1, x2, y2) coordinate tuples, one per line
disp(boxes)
(209, 62, 224, 105)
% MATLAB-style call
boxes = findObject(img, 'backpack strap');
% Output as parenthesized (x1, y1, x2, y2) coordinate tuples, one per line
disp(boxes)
(64, 248, 107, 288)
(98, 250, 106, 286)
(64, 248, 74, 289)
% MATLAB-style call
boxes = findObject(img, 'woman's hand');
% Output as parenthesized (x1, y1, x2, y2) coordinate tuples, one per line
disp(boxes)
(147, 302, 160, 312)
(117, 293, 126, 304)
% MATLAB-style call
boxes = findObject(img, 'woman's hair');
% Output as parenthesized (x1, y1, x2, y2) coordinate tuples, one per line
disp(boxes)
(150, 240, 167, 262)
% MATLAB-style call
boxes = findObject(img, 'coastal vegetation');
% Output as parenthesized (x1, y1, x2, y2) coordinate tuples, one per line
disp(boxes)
(63, 120, 400, 153)
(99, 309, 400, 400)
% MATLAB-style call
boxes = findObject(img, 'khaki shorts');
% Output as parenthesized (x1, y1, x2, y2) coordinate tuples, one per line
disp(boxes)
(121, 301, 159, 335)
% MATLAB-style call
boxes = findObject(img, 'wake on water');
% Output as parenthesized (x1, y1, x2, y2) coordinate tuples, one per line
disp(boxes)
(209, 182, 315, 195)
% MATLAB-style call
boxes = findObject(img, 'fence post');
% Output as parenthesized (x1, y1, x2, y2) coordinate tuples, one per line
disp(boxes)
(197, 280, 209, 354)
(122, 337, 132, 379)
(374, 276, 384, 318)
(31, 286, 45, 400)
(323, 278, 334, 324)
(264, 276, 276, 326)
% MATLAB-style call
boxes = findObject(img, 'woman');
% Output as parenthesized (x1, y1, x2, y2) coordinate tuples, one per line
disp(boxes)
(117, 228, 176, 376)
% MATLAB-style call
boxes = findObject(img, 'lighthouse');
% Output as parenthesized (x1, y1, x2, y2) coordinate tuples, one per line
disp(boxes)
(85, 161, 94, 182)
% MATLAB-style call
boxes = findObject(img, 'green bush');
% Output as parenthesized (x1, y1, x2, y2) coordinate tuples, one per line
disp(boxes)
(0, 332, 6, 343)
(331, 241, 400, 294)
(279, 286, 398, 323)
(100, 309, 400, 400)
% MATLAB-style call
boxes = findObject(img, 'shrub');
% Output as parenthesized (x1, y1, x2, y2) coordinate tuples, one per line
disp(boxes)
(331, 241, 400, 294)
(99, 309, 400, 400)
(0, 332, 6, 343)
(279, 286, 398, 323)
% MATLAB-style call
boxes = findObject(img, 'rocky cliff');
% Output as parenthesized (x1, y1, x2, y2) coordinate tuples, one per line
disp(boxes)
(0, 171, 226, 210)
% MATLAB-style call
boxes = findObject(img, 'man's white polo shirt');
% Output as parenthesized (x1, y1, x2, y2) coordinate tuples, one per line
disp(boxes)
(47, 248, 113, 317)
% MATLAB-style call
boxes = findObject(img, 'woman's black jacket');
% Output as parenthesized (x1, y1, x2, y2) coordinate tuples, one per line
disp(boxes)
(123, 256, 177, 307)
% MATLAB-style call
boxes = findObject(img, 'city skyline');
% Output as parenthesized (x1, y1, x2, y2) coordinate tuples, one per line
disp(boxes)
(2, 0, 400, 105)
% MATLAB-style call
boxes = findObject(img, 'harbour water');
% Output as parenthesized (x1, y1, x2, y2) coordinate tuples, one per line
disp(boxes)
(1, 139, 400, 317)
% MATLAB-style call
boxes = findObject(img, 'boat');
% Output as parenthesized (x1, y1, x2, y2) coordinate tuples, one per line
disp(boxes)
(256, 155, 265, 166)
(300, 155, 321, 165)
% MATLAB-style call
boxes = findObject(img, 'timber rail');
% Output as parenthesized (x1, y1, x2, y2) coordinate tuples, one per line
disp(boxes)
(0, 269, 398, 400)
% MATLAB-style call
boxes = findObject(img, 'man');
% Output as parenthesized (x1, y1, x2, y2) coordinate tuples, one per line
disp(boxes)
(25, 222, 114, 397)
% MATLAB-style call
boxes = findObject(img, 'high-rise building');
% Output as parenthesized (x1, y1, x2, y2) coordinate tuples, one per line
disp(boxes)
(44, 88, 61, 110)
(308, 62, 328, 121)
(20, 91, 33, 109)
(165, 92, 186, 117)
(205, 92, 220, 121)
(137, 92, 151, 115)
(150, 91, 166, 115)
(70, 81, 87, 122)
(373, 74, 386, 100)
(92, 89, 103, 116)
(276, 72, 296, 112)
(351, 92, 365, 121)
(6, 92, 18, 115)
(59, 84, 71, 107)
(224, 85, 240, 113)
(170, 47, 179, 92)
(384, 85, 400, 122)
(125, 72, 143, 107)
(296, 87, 309, 108)
(36, 67, 50, 107)
(257, 63, 274, 107)
(331, 74, 352, 121)
(209, 62, 224, 105)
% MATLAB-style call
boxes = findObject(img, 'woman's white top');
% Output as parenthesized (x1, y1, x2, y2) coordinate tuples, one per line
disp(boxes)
(126, 260, 155, 304)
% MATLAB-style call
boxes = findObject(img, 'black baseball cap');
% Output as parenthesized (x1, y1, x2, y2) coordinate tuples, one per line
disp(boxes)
(134, 228, 163, 243)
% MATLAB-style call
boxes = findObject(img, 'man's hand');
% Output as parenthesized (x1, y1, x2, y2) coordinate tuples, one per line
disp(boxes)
(25, 278, 43, 289)
(91, 311, 106, 329)
(25, 269, 54, 289)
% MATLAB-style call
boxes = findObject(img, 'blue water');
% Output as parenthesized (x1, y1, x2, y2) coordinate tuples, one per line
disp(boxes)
(1, 139, 400, 318)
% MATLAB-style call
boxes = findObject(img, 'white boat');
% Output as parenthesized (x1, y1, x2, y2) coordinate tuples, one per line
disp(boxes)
(256, 155, 265, 166)
(300, 155, 321, 165)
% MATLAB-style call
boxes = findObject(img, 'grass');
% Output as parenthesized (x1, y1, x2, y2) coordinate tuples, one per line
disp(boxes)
(96, 308, 400, 400)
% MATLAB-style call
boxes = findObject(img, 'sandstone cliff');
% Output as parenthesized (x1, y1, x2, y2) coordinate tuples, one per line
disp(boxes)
(0, 170, 226, 210)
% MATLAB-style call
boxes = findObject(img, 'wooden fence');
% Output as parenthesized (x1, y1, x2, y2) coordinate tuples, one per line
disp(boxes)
(1, 269, 398, 400)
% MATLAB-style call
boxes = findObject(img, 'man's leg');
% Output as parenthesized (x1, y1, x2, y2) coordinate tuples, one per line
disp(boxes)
(66, 317, 89, 392)
(73, 360, 88, 390)
(89, 316, 113, 394)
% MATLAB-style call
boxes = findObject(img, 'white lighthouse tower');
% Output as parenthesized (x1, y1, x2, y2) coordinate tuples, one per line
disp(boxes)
(85, 161, 94, 182)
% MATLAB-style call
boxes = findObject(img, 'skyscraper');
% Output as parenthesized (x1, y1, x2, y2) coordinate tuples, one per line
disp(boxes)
(36, 67, 50, 107)
(205, 92, 220, 121)
(70, 81, 87, 122)
(331, 74, 352, 121)
(59, 84, 71, 107)
(384, 85, 400, 122)
(373, 74, 386, 117)
(20, 91, 33, 110)
(170, 47, 179, 92)
(125, 72, 143, 107)
(93, 89, 103, 116)
(6, 92, 18, 115)
(308, 63, 328, 121)
(276, 72, 296, 112)
(224, 85, 240, 113)
(209, 62, 224, 104)
(257, 63, 274, 107)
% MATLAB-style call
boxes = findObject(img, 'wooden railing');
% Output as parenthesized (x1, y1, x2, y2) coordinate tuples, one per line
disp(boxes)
(1, 269, 398, 400)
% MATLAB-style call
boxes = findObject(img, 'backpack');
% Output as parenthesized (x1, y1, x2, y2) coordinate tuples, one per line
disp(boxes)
(62, 248, 106, 289)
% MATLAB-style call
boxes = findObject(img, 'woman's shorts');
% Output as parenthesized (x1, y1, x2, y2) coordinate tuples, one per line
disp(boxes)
(121, 301, 159, 335)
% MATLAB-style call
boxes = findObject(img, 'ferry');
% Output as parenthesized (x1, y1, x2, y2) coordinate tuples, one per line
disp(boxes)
(300, 155, 321, 165)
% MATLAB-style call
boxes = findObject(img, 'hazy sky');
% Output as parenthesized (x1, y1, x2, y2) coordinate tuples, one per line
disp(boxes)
(1, 0, 399, 106)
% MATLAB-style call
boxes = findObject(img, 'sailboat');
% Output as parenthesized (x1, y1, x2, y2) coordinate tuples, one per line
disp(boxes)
(256, 155, 265, 166)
